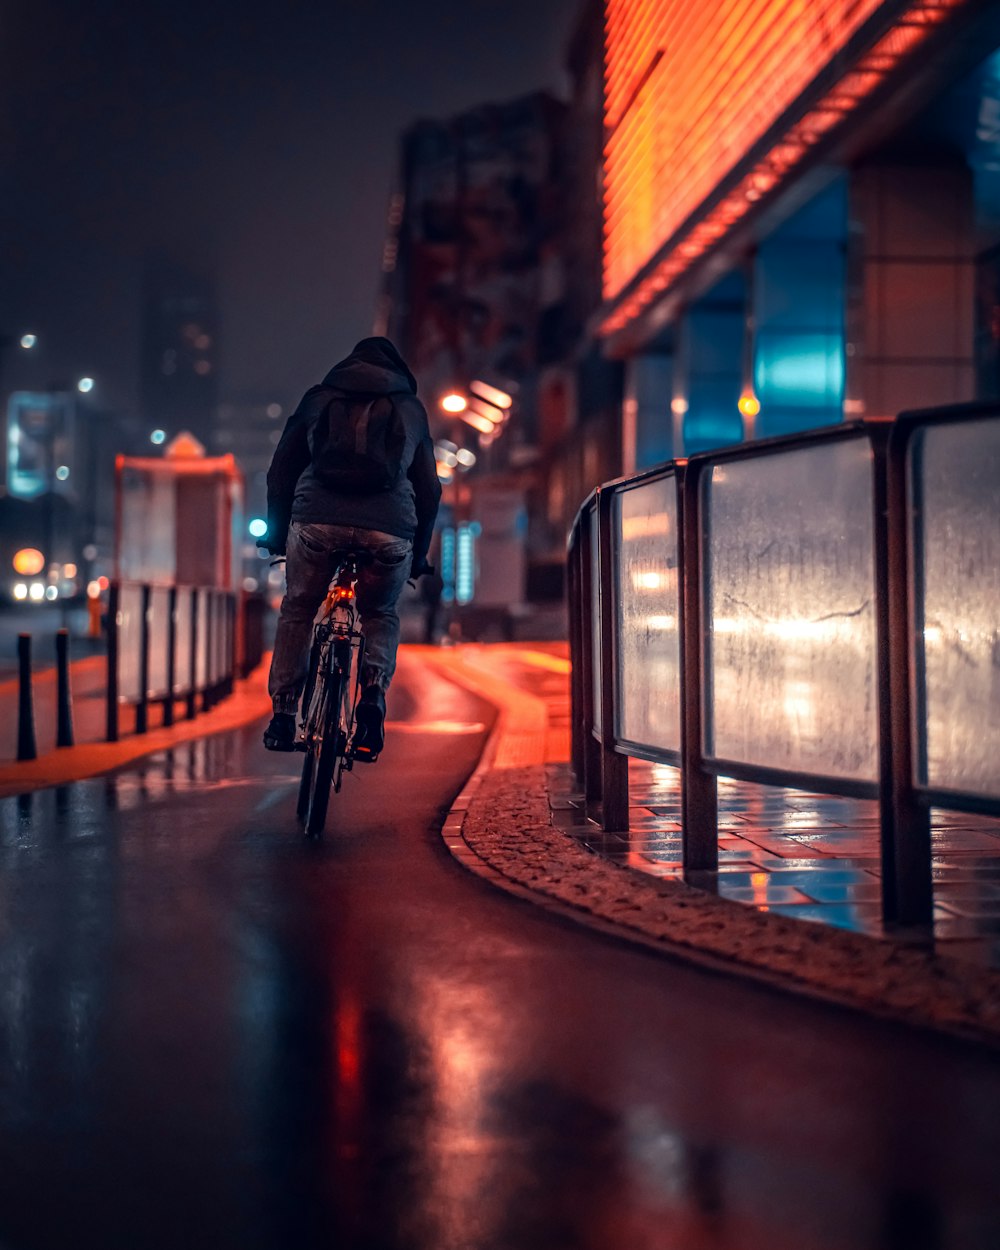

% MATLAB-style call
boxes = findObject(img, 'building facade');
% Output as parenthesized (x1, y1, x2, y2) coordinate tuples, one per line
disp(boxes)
(598, 0, 1000, 472)
(378, 91, 575, 623)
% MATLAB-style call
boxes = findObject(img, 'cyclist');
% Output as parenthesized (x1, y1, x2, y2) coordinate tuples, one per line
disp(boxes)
(261, 336, 441, 757)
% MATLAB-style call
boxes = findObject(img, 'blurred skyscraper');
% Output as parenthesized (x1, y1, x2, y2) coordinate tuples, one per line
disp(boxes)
(140, 253, 219, 448)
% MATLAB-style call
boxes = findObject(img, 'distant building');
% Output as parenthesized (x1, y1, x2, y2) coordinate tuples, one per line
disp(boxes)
(377, 90, 575, 622)
(140, 254, 219, 448)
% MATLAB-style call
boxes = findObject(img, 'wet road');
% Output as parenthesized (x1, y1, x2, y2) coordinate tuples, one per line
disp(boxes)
(0, 653, 999, 1250)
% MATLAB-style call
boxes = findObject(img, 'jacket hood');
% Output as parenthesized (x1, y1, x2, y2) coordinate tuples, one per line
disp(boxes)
(322, 337, 418, 396)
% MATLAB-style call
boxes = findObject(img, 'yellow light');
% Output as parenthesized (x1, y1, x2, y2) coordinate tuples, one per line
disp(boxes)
(460, 411, 496, 436)
(13, 548, 45, 576)
(467, 396, 505, 424)
(63, 563, 78, 578)
(440, 392, 468, 414)
(738, 393, 761, 418)
(469, 380, 513, 409)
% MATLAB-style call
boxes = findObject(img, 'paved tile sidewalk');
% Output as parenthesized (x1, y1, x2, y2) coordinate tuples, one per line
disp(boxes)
(551, 762, 1000, 968)
(453, 641, 1000, 969)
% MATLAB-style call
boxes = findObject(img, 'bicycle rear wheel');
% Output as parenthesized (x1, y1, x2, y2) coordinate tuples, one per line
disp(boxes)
(296, 643, 323, 824)
(303, 668, 345, 837)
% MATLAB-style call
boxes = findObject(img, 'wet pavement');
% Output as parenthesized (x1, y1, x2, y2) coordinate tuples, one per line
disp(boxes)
(556, 762, 1000, 966)
(1, 651, 1000, 1249)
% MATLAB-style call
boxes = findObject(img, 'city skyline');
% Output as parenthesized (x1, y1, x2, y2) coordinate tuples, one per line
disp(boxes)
(0, 0, 579, 418)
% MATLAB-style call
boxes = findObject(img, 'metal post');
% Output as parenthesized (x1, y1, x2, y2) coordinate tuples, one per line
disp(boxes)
(164, 586, 177, 727)
(55, 628, 74, 748)
(579, 502, 602, 813)
(567, 528, 585, 784)
(678, 463, 718, 875)
(16, 634, 37, 762)
(224, 594, 236, 697)
(136, 584, 151, 734)
(872, 422, 932, 928)
(597, 487, 629, 831)
(203, 592, 216, 711)
(106, 583, 120, 743)
(187, 589, 199, 720)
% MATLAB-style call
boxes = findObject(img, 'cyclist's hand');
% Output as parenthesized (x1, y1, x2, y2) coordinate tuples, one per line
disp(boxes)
(409, 557, 435, 581)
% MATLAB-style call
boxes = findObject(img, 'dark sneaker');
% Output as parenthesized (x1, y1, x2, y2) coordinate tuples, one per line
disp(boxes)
(263, 712, 297, 752)
(352, 686, 386, 762)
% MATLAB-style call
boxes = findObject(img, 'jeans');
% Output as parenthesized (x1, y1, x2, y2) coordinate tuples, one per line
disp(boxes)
(268, 521, 413, 715)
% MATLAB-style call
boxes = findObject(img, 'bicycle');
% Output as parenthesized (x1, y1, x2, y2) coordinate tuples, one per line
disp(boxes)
(292, 550, 372, 837)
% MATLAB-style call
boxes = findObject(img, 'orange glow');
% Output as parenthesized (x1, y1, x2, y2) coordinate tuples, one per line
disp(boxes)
(12, 548, 45, 576)
(738, 392, 761, 418)
(467, 395, 505, 424)
(460, 411, 496, 436)
(469, 379, 513, 409)
(440, 392, 468, 414)
(602, 0, 969, 332)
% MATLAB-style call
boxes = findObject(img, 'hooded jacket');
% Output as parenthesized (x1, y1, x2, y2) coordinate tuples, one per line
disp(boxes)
(266, 337, 441, 566)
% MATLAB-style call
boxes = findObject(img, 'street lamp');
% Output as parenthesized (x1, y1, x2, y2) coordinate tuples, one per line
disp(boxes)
(20, 334, 38, 350)
(77, 377, 94, 394)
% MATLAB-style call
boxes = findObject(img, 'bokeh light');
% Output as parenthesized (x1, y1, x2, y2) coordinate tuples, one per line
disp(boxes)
(13, 548, 45, 576)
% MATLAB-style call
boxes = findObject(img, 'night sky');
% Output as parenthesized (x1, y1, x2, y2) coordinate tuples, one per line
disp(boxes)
(1, 0, 580, 418)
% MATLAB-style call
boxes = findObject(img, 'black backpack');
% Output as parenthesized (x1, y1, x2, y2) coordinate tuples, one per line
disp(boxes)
(310, 391, 407, 494)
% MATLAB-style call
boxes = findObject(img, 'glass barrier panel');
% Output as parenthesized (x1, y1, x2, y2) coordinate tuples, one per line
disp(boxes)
(174, 588, 193, 696)
(914, 419, 1000, 798)
(590, 507, 602, 737)
(615, 477, 681, 753)
(147, 588, 171, 699)
(117, 584, 144, 704)
(705, 436, 878, 781)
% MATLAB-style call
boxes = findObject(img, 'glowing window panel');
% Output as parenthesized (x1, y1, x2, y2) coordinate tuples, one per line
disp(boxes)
(441, 527, 456, 604)
(456, 525, 476, 605)
(602, 0, 969, 329)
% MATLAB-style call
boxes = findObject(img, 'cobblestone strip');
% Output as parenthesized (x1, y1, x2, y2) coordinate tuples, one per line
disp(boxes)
(457, 764, 1000, 1047)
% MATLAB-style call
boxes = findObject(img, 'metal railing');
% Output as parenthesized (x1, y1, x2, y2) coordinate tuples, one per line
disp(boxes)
(106, 583, 238, 742)
(568, 403, 1000, 929)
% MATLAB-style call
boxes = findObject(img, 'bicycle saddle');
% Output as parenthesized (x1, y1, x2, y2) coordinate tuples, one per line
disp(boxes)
(331, 548, 375, 571)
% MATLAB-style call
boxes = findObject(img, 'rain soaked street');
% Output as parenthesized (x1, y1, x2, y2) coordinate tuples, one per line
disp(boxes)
(1, 650, 999, 1250)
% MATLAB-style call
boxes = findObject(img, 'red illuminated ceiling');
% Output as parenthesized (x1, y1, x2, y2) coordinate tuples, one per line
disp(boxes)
(602, 0, 970, 336)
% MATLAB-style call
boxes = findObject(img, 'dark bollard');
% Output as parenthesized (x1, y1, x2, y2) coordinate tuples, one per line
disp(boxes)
(17, 634, 37, 762)
(164, 587, 177, 728)
(136, 584, 151, 734)
(187, 589, 199, 721)
(106, 583, 120, 742)
(55, 628, 74, 748)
